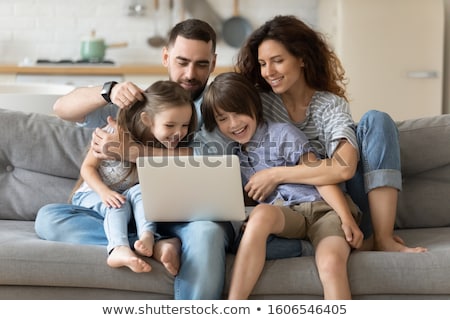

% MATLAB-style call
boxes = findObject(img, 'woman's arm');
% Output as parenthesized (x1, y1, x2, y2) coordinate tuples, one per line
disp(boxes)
(245, 139, 357, 202)
(277, 139, 357, 185)
(80, 147, 126, 208)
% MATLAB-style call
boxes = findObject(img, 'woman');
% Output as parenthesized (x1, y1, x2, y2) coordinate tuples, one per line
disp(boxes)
(235, 15, 425, 253)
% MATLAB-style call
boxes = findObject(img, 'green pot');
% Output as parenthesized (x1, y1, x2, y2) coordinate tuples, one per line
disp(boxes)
(80, 37, 107, 62)
(80, 31, 128, 62)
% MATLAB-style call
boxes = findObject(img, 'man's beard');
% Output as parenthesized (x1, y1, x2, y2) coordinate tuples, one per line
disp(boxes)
(190, 83, 207, 101)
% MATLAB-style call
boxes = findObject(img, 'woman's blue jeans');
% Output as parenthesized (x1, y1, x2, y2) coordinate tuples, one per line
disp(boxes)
(346, 110, 402, 236)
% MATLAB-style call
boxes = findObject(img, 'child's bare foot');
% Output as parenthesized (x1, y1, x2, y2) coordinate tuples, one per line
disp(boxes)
(153, 238, 181, 276)
(134, 231, 155, 257)
(107, 245, 152, 273)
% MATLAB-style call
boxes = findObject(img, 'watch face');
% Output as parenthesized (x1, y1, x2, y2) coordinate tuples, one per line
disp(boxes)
(102, 81, 116, 103)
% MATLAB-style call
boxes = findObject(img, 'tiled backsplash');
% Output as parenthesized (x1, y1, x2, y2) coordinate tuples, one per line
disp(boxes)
(0, 0, 318, 66)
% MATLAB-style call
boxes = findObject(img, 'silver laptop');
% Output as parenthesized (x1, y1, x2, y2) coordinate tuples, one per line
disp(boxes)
(136, 155, 248, 222)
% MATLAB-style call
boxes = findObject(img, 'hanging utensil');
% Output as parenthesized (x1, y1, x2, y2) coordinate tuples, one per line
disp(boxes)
(222, 0, 252, 48)
(147, 0, 166, 47)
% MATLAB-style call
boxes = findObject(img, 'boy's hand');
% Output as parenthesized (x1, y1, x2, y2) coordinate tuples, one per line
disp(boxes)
(341, 220, 364, 249)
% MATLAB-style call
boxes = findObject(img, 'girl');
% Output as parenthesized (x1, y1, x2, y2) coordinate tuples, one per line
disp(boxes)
(70, 80, 197, 273)
(235, 15, 426, 253)
(201, 72, 363, 299)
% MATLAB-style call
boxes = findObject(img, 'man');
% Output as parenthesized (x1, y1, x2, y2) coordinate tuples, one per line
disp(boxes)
(35, 19, 308, 300)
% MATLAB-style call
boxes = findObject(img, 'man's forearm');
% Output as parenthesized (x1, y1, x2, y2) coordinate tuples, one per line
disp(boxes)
(53, 85, 106, 122)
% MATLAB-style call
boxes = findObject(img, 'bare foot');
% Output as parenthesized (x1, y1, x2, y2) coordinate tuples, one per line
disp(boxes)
(153, 238, 181, 276)
(107, 245, 152, 273)
(358, 234, 427, 253)
(374, 235, 427, 253)
(134, 231, 155, 257)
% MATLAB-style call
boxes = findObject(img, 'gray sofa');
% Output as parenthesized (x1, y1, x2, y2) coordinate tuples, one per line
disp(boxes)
(0, 107, 449, 299)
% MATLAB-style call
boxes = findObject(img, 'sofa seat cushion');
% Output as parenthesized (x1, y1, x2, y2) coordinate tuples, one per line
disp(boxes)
(0, 220, 173, 298)
(3, 220, 450, 299)
(224, 227, 450, 298)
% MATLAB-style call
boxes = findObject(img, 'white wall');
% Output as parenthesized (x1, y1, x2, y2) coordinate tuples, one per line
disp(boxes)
(0, 0, 318, 66)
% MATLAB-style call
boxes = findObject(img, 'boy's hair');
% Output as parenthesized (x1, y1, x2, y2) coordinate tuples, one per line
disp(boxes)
(201, 72, 263, 132)
(167, 19, 216, 53)
(116, 80, 197, 148)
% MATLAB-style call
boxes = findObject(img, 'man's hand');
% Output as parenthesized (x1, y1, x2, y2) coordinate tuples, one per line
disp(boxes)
(91, 117, 121, 160)
(110, 81, 145, 109)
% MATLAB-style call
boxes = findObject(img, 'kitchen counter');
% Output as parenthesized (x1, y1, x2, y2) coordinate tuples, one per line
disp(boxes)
(0, 64, 233, 75)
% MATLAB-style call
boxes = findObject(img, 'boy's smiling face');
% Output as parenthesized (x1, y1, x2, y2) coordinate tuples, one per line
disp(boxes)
(213, 107, 257, 145)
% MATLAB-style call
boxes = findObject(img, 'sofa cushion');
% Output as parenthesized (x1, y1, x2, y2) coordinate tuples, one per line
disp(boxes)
(0, 109, 92, 221)
(396, 114, 450, 228)
(0, 220, 174, 298)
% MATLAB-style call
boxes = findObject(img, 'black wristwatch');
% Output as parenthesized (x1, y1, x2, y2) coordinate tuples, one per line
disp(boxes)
(101, 81, 118, 103)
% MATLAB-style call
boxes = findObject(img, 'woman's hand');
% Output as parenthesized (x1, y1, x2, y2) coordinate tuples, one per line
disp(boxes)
(244, 167, 280, 202)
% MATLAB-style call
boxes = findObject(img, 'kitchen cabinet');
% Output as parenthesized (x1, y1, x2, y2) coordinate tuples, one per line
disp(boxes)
(318, 0, 444, 121)
(0, 64, 233, 88)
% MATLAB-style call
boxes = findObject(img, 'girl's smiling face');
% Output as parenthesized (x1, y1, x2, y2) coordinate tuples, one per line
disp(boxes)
(214, 107, 257, 145)
(142, 103, 192, 149)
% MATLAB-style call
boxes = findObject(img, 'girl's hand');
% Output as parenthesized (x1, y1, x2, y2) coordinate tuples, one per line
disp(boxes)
(244, 168, 279, 202)
(101, 190, 126, 208)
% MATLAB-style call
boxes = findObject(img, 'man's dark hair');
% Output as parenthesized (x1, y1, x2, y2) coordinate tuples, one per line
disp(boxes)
(168, 19, 216, 53)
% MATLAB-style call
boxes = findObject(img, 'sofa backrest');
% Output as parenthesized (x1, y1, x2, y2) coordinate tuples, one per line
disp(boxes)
(396, 114, 450, 228)
(0, 108, 449, 229)
(0, 108, 92, 221)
